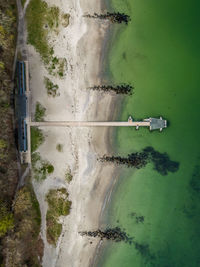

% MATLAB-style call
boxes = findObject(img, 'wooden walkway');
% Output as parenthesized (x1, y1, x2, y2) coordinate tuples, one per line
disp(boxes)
(29, 116, 167, 130)
(29, 121, 150, 127)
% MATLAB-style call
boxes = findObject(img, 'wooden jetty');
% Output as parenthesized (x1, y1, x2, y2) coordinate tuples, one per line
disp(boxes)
(30, 116, 167, 131)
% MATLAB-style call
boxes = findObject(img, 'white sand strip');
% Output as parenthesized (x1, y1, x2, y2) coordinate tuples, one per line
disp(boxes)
(28, 0, 116, 266)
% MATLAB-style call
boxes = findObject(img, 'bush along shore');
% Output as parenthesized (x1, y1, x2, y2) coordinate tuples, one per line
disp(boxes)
(99, 146, 179, 176)
(84, 12, 131, 25)
(88, 84, 134, 95)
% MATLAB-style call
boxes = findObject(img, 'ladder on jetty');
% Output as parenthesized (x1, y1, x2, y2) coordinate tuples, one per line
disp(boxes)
(29, 116, 167, 131)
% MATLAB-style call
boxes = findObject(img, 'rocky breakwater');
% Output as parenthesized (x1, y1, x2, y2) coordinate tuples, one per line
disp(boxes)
(79, 227, 133, 244)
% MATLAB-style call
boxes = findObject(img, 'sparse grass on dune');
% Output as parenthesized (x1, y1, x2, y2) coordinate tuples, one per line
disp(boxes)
(26, 0, 59, 63)
(31, 127, 44, 152)
(46, 188, 72, 245)
(4, 182, 43, 266)
(32, 152, 54, 181)
(26, 0, 68, 77)
(65, 170, 73, 183)
(34, 101, 46, 122)
(56, 143, 63, 152)
(44, 77, 59, 97)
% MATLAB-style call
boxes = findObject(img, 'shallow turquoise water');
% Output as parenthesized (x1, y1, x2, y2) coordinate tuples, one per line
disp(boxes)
(98, 0, 200, 266)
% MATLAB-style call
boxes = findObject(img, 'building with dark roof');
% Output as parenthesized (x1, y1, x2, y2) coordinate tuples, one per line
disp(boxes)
(15, 61, 28, 162)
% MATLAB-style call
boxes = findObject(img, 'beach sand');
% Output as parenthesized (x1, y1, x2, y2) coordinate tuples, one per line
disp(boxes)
(28, 0, 116, 266)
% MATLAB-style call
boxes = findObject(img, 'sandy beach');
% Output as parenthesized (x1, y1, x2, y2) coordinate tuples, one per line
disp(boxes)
(28, 0, 117, 266)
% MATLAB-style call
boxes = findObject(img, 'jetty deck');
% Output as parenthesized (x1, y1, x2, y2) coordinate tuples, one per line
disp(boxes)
(29, 117, 167, 130)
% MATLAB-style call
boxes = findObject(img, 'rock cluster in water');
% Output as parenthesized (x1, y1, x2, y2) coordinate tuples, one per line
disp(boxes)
(84, 12, 131, 25)
(100, 151, 148, 169)
(89, 84, 133, 95)
(100, 146, 179, 176)
(79, 227, 156, 262)
(130, 212, 145, 223)
(79, 227, 133, 244)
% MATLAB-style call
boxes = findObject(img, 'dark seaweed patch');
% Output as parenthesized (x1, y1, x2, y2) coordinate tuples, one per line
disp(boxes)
(190, 165, 200, 195)
(134, 242, 155, 263)
(129, 212, 145, 223)
(100, 146, 179, 176)
(79, 227, 133, 244)
(144, 146, 179, 176)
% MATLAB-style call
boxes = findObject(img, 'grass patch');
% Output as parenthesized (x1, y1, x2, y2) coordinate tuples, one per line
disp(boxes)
(0, 138, 7, 159)
(26, 0, 68, 76)
(62, 13, 70, 27)
(56, 143, 63, 152)
(4, 182, 43, 266)
(44, 77, 59, 97)
(34, 101, 46, 122)
(0, 202, 14, 237)
(26, 0, 59, 63)
(14, 183, 41, 231)
(65, 169, 73, 183)
(31, 127, 44, 152)
(46, 188, 71, 245)
(47, 57, 67, 77)
(32, 152, 54, 181)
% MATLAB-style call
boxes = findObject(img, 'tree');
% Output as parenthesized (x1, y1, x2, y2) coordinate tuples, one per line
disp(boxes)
(0, 203, 14, 237)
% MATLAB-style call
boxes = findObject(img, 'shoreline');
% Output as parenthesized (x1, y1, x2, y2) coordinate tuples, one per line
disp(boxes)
(27, 0, 122, 266)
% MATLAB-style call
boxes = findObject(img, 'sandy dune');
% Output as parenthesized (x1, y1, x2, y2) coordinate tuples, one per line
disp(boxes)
(28, 0, 116, 266)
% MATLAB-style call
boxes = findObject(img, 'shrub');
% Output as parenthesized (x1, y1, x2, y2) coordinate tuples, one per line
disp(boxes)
(0, 202, 14, 237)
(44, 77, 59, 97)
(32, 152, 54, 181)
(31, 127, 44, 152)
(56, 143, 63, 152)
(65, 170, 73, 183)
(45, 188, 71, 245)
(34, 102, 46, 122)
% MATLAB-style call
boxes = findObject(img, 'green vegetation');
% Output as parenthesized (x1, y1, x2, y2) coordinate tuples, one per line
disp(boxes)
(34, 101, 46, 121)
(32, 152, 54, 181)
(0, 138, 7, 159)
(57, 57, 67, 77)
(26, 0, 60, 63)
(46, 188, 71, 245)
(0, 139, 7, 149)
(44, 76, 59, 97)
(0, 0, 19, 264)
(31, 127, 45, 152)
(56, 143, 63, 152)
(4, 183, 43, 266)
(47, 57, 67, 77)
(65, 169, 73, 183)
(0, 1, 43, 265)
(26, 0, 68, 76)
(14, 184, 41, 229)
(0, 61, 5, 71)
(0, 202, 14, 237)
(62, 13, 70, 27)
(21, 0, 26, 8)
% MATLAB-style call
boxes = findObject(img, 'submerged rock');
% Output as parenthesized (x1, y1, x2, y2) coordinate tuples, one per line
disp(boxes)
(79, 227, 133, 244)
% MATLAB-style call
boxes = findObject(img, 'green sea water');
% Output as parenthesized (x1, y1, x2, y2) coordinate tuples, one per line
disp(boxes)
(98, 0, 200, 266)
